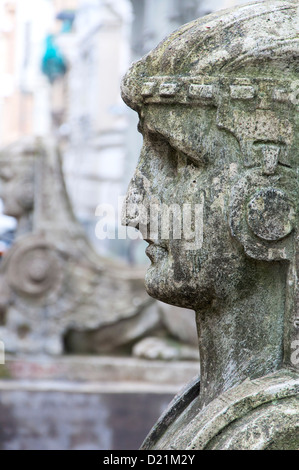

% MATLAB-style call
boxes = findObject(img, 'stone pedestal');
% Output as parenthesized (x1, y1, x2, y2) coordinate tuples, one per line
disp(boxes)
(0, 355, 199, 450)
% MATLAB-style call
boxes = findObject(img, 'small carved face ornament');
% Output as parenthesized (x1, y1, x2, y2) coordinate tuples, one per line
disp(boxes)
(0, 162, 34, 219)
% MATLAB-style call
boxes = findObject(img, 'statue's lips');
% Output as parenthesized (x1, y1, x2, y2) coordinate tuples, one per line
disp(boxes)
(145, 240, 168, 262)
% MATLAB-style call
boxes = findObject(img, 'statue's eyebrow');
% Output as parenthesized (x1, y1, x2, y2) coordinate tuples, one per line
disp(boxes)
(138, 117, 206, 167)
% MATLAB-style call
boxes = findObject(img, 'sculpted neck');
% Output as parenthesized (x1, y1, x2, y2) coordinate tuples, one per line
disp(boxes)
(195, 261, 288, 409)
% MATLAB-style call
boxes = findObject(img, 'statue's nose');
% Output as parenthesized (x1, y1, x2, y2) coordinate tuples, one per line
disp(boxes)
(122, 182, 141, 229)
(121, 170, 150, 235)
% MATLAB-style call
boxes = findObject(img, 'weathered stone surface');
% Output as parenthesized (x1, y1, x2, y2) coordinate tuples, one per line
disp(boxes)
(141, 369, 299, 450)
(121, 0, 299, 450)
(0, 137, 153, 355)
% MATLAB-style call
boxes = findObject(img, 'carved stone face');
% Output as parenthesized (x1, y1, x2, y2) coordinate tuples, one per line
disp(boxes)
(121, 1, 299, 314)
(0, 160, 34, 219)
(124, 104, 250, 310)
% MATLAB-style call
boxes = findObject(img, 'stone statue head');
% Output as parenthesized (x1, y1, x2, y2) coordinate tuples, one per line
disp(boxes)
(122, 0, 299, 400)
(0, 136, 83, 238)
(0, 138, 35, 220)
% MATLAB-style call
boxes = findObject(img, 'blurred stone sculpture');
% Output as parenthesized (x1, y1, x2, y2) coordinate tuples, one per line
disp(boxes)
(122, 0, 299, 450)
(0, 137, 158, 355)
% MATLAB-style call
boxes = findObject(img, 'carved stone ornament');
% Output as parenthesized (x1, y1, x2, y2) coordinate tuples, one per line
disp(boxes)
(121, 0, 299, 450)
(0, 137, 152, 355)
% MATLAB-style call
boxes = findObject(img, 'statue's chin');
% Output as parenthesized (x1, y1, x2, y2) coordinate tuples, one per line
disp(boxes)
(144, 263, 177, 305)
(144, 265, 192, 309)
(145, 261, 214, 310)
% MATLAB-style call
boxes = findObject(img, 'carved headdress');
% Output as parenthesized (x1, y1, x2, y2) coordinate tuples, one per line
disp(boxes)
(122, 0, 299, 109)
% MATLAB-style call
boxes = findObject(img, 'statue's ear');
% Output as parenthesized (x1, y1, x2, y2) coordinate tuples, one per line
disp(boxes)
(229, 157, 298, 261)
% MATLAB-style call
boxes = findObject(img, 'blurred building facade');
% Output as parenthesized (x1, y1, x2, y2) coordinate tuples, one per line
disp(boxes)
(0, 0, 252, 262)
(59, 0, 133, 260)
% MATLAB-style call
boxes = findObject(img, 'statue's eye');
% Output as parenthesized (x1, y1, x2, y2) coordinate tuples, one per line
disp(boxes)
(146, 129, 199, 172)
(146, 130, 177, 173)
(176, 151, 199, 169)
